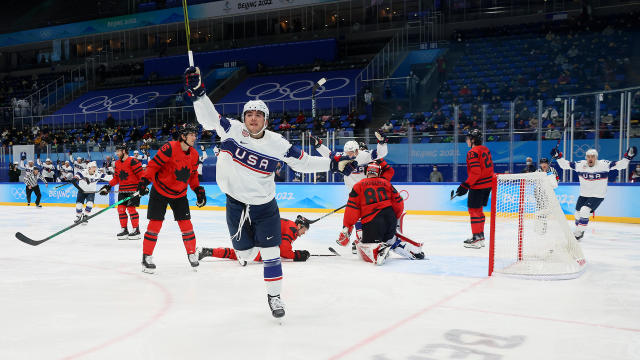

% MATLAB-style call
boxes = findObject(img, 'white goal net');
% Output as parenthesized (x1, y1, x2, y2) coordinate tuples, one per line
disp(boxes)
(489, 172, 586, 280)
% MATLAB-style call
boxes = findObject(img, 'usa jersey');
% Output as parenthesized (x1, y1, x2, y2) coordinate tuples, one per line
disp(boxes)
(465, 145, 494, 189)
(557, 157, 629, 198)
(74, 169, 112, 193)
(344, 177, 404, 227)
(192, 96, 332, 205)
(317, 143, 388, 190)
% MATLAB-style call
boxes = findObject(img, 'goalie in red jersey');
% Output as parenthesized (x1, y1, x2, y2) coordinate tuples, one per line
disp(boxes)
(336, 162, 424, 265)
(454, 128, 494, 249)
(136, 124, 207, 273)
(196, 216, 312, 263)
(99, 143, 144, 240)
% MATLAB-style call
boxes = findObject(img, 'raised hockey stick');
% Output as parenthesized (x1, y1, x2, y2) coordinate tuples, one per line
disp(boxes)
(54, 182, 71, 189)
(308, 205, 347, 224)
(182, 0, 194, 67)
(15, 192, 140, 246)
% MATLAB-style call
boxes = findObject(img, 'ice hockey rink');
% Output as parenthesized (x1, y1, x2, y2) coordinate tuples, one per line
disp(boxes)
(1, 205, 639, 360)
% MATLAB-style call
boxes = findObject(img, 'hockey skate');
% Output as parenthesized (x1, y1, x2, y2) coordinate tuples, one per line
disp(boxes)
(411, 251, 426, 260)
(463, 233, 485, 248)
(375, 243, 391, 265)
(74, 214, 84, 224)
(142, 254, 156, 274)
(128, 227, 141, 240)
(574, 229, 585, 241)
(187, 253, 199, 270)
(196, 247, 213, 261)
(117, 228, 129, 240)
(351, 241, 357, 255)
(268, 294, 286, 319)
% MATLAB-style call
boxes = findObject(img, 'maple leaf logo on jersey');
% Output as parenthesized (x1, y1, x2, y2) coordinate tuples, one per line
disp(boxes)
(175, 166, 191, 183)
(119, 170, 129, 180)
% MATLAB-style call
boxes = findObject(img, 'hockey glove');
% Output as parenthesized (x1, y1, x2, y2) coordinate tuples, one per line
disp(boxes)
(329, 152, 355, 174)
(341, 161, 358, 176)
(309, 135, 323, 149)
(455, 182, 470, 197)
(200, 145, 205, 151)
(337, 226, 353, 246)
(293, 250, 310, 262)
(550, 147, 563, 160)
(137, 178, 150, 196)
(624, 146, 637, 160)
(374, 130, 388, 144)
(184, 66, 206, 98)
(99, 184, 111, 196)
(194, 186, 206, 207)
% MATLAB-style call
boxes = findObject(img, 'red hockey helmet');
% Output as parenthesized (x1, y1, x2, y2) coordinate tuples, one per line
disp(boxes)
(365, 162, 381, 177)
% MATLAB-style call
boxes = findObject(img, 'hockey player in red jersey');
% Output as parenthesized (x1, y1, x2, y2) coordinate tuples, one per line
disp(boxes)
(455, 128, 494, 248)
(197, 216, 312, 263)
(337, 162, 424, 265)
(99, 144, 144, 240)
(137, 124, 207, 273)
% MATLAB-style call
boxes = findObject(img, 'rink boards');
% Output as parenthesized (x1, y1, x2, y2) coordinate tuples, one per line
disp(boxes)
(0, 182, 638, 223)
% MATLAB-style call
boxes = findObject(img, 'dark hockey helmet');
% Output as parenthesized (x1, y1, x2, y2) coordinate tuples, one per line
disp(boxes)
(539, 157, 549, 164)
(358, 141, 368, 150)
(466, 128, 482, 145)
(295, 215, 310, 230)
(365, 162, 382, 177)
(180, 123, 198, 136)
(115, 143, 128, 152)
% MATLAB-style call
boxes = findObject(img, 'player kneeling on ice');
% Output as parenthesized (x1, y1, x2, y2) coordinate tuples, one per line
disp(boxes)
(136, 124, 206, 274)
(187, 66, 353, 319)
(337, 162, 424, 265)
(552, 145, 636, 241)
(71, 162, 112, 224)
(197, 216, 312, 263)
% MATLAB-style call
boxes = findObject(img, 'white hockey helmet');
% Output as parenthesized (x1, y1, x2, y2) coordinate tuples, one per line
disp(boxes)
(243, 100, 269, 136)
(585, 149, 598, 158)
(134, 150, 139, 154)
(88, 161, 97, 168)
(46, 158, 51, 162)
(344, 140, 359, 154)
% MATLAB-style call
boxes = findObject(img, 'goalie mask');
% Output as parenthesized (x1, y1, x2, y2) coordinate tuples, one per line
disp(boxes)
(243, 100, 269, 136)
(366, 162, 382, 178)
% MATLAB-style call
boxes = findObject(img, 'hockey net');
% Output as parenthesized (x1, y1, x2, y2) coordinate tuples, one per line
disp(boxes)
(489, 172, 586, 280)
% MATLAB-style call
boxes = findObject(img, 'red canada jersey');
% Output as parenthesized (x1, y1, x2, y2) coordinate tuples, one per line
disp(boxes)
(109, 156, 143, 192)
(465, 145, 494, 189)
(143, 141, 200, 198)
(279, 219, 300, 259)
(344, 177, 404, 228)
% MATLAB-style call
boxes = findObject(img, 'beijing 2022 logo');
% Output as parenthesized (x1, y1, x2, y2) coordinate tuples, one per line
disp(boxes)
(245, 78, 350, 101)
(77, 92, 163, 113)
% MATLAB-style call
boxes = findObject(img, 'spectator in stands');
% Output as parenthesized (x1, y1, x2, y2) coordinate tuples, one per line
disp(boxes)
(295, 112, 305, 125)
(522, 157, 536, 173)
(542, 107, 558, 122)
(630, 165, 640, 183)
(364, 89, 373, 122)
(459, 85, 471, 97)
(105, 113, 115, 128)
(601, 113, 614, 125)
(429, 165, 443, 182)
(279, 119, 291, 131)
(545, 124, 561, 140)
(274, 162, 286, 182)
(9, 162, 20, 182)
(557, 72, 570, 85)
(381, 120, 393, 133)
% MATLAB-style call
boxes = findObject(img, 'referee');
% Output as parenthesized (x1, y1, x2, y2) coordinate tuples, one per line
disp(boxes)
(23, 168, 48, 207)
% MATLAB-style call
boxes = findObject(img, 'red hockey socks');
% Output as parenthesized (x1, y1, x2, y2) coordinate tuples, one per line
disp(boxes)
(143, 219, 163, 255)
(469, 207, 485, 234)
(117, 205, 128, 228)
(127, 206, 139, 228)
(177, 220, 196, 254)
(212, 248, 238, 260)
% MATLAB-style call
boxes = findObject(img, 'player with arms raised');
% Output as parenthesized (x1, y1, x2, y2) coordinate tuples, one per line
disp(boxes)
(551, 146, 636, 240)
(136, 124, 206, 273)
(99, 144, 144, 240)
(187, 66, 351, 319)
(455, 129, 494, 249)
(71, 162, 112, 224)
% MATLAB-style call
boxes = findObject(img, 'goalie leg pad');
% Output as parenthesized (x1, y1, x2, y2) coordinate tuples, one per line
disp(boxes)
(397, 211, 406, 234)
(356, 242, 390, 265)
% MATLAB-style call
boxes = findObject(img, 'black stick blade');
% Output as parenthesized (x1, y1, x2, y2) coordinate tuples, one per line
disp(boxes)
(328, 247, 341, 256)
(15, 232, 47, 246)
(450, 190, 455, 200)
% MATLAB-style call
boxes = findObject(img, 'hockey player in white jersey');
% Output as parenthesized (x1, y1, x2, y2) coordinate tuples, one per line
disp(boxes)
(70, 161, 112, 224)
(37, 158, 56, 183)
(58, 161, 74, 182)
(552, 146, 636, 240)
(132, 150, 149, 165)
(197, 144, 208, 181)
(186, 66, 352, 319)
(310, 133, 393, 252)
(70, 153, 87, 175)
(18, 159, 35, 175)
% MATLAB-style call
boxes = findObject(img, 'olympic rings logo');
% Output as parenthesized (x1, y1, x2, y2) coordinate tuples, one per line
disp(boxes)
(246, 77, 351, 101)
(573, 144, 596, 158)
(11, 187, 26, 200)
(77, 92, 161, 113)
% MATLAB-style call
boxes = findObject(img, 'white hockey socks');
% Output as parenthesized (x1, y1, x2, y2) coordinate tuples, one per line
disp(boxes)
(261, 246, 282, 296)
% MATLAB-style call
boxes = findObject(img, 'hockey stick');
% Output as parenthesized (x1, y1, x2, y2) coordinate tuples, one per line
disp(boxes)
(308, 205, 347, 224)
(311, 253, 338, 257)
(15, 192, 140, 246)
(450, 189, 457, 200)
(182, 0, 194, 67)
(54, 182, 71, 189)
(328, 247, 341, 256)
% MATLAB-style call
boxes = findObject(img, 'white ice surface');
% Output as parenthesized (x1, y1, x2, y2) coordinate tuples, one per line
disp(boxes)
(1, 206, 639, 360)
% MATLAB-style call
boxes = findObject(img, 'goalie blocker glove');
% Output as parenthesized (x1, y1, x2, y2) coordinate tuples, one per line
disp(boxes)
(184, 66, 206, 98)
(455, 182, 470, 197)
(194, 186, 206, 207)
(624, 146, 637, 160)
